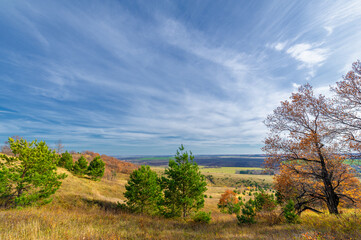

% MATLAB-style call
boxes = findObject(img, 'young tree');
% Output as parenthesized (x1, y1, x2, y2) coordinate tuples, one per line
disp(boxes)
(0, 138, 66, 208)
(124, 165, 162, 214)
(57, 151, 73, 171)
(283, 200, 299, 224)
(162, 145, 207, 218)
(253, 191, 277, 212)
(237, 200, 256, 224)
(218, 189, 241, 214)
(263, 84, 361, 214)
(73, 155, 88, 176)
(87, 156, 105, 180)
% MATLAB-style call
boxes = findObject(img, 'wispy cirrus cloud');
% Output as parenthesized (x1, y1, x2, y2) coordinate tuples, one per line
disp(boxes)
(286, 43, 329, 68)
(1, 1, 361, 155)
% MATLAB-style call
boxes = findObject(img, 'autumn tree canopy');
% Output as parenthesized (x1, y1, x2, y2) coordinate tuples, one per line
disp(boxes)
(326, 60, 361, 153)
(218, 189, 241, 214)
(263, 84, 361, 214)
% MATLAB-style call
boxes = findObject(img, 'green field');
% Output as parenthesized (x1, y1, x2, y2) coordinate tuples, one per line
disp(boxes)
(123, 155, 265, 167)
(200, 166, 264, 174)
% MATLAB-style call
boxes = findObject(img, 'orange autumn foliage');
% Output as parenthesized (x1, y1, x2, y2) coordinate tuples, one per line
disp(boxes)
(263, 83, 361, 214)
(72, 151, 138, 179)
(218, 189, 239, 207)
(328, 60, 361, 152)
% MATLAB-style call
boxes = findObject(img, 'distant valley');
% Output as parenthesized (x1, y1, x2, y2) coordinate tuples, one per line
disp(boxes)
(117, 154, 266, 168)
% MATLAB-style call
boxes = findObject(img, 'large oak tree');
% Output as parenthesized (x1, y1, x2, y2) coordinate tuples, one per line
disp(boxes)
(263, 84, 361, 214)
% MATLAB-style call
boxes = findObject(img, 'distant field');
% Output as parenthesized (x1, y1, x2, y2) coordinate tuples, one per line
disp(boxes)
(121, 154, 265, 168)
(200, 166, 264, 174)
(138, 156, 173, 161)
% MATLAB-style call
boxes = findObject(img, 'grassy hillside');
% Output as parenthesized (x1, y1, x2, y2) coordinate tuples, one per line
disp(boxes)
(72, 151, 138, 179)
(1, 166, 361, 239)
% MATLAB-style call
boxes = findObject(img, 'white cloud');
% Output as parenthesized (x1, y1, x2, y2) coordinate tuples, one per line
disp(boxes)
(274, 42, 286, 51)
(286, 43, 329, 68)
(292, 83, 301, 89)
(324, 26, 333, 36)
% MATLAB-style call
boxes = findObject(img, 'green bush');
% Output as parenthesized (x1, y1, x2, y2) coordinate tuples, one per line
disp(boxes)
(0, 138, 66, 208)
(162, 145, 207, 218)
(254, 192, 277, 212)
(275, 191, 284, 204)
(192, 211, 211, 223)
(73, 156, 88, 176)
(237, 200, 256, 224)
(283, 200, 299, 223)
(124, 166, 163, 215)
(87, 156, 105, 180)
(58, 151, 73, 171)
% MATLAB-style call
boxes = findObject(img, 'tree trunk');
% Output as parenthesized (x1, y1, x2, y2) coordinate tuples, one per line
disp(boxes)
(325, 189, 339, 214)
(318, 150, 339, 214)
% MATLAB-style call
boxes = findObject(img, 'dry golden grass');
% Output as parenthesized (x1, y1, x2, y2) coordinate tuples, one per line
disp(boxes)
(1, 167, 361, 240)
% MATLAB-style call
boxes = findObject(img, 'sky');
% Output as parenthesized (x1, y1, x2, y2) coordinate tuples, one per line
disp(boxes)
(1, 0, 361, 155)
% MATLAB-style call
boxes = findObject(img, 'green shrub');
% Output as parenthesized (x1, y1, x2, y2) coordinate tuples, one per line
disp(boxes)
(124, 165, 163, 215)
(283, 200, 299, 223)
(87, 156, 105, 180)
(58, 151, 73, 171)
(237, 200, 256, 224)
(73, 156, 88, 176)
(162, 145, 207, 218)
(275, 191, 284, 204)
(254, 192, 276, 212)
(0, 138, 66, 208)
(192, 211, 211, 223)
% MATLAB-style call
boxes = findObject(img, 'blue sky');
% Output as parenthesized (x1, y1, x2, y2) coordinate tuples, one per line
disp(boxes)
(1, 0, 361, 155)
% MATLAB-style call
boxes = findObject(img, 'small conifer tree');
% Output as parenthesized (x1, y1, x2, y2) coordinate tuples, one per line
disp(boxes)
(237, 200, 256, 224)
(283, 200, 299, 223)
(162, 145, 207, 218)
(58, 151, 73, 171)
(0, 138, 66, 208)
(87, 156, 105, 180)
(124, 165, 162, 214)
(73, 155, 88, 176)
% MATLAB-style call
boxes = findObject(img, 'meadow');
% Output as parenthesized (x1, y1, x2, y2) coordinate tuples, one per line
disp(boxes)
(1, 166, 361, 239)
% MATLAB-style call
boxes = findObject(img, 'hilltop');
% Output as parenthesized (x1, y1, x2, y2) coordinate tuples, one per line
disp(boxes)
(1, 157, 361, 239)
(72, 151, 138, 178)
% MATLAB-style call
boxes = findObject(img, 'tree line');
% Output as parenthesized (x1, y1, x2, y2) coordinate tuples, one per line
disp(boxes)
(57, 151, 105, 180)
(0, 138, 105, 208)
